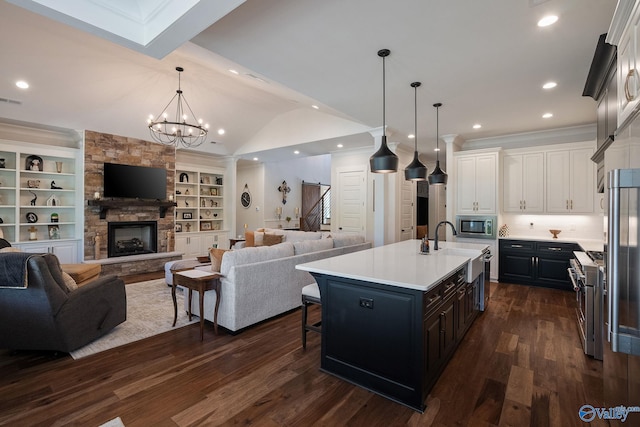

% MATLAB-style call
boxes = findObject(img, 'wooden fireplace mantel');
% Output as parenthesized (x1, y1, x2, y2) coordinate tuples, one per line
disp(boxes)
(88, 199, 177, 220)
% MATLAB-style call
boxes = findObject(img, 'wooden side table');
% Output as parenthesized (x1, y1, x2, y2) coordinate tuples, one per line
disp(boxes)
(172, 269, 222, 340)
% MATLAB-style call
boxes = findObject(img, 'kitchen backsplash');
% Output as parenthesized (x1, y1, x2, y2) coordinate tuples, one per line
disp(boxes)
(499, 213, 604, 241)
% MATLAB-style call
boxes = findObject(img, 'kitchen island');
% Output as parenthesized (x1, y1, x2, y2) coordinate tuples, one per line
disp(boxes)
(296, 239, 489, 412)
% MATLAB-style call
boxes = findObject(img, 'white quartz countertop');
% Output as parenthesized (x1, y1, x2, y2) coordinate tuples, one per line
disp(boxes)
(499, 235, 604, 252)
(296, 240, 489, 292)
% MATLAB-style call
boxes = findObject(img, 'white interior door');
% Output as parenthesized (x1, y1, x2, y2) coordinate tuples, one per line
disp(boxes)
(336, 168, 366, 233)
(400, 179, 414, 240)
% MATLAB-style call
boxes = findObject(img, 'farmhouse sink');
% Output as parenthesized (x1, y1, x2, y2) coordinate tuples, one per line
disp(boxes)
(433, 247, 484, 282)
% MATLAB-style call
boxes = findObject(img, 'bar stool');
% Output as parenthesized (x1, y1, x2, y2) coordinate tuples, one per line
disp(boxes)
(301, 282, 321, 349)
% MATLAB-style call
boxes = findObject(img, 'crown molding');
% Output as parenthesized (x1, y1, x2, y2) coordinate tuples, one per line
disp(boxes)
(462, 124, 596, 151)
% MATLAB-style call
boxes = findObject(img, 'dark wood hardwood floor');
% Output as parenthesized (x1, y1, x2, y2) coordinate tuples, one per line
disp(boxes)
(0, 279, 607, 426)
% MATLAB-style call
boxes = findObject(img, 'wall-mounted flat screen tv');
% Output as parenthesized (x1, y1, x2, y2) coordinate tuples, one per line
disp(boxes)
(103, 162, 167, 200)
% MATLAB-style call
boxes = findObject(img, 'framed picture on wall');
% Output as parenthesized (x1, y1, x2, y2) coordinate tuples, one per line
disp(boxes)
(175, 223, 182, 232)
(182, 212, 192, 220)
(200, 221, 212, 231)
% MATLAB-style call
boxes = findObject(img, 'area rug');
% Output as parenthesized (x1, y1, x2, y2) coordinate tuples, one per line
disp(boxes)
(99, 417, 125, 427)
(70, 279, 197, 359)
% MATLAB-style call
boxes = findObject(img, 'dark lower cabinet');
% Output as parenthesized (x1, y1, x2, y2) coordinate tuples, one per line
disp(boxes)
(312, 266, 478, 412)
(499, 239, 580, 290)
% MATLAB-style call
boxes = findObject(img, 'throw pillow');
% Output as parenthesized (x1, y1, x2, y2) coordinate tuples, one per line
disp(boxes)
(209, 248, 229, 272)
(254, 231, 265, 246)
(61, 271, 78, 292)
(244, 231, 255, 247)
(263, 233, 284, 246)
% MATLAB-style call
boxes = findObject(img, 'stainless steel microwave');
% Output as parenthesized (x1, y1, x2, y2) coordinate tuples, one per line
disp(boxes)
(456, 215, 496, 239)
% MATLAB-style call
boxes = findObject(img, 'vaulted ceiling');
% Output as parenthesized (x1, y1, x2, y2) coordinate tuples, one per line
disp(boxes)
(0, 0, 616, 162)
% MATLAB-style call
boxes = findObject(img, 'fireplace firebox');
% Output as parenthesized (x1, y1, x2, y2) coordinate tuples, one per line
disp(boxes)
(108, 221, 158, 258)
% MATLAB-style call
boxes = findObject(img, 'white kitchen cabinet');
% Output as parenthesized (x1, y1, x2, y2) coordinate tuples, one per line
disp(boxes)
(503, 152, 544, 213)
(546, 148, 594, 213)
(607, 0, 640, 127)
(15, 240, 79, 263)
(456, 153, 497, 215)
(617, 19, 638, 126)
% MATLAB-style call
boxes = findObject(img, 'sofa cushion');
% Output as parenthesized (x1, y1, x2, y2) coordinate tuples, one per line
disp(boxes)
(220, 242, 294, 276)
(209, 248, 229, 272)
(293, 238, 334, 255)
(263, 233, 284, 246)
(332, 233, 365, 248)
(286, 230, 323, 242)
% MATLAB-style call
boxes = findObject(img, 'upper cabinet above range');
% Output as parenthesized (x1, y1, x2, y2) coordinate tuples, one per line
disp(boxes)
(606, 0, 640, 129)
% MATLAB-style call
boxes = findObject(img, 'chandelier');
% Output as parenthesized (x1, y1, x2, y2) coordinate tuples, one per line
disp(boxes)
(147, 67, 209, 148)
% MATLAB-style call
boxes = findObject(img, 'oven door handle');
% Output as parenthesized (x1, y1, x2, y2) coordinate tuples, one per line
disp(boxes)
(567, 267, 581, 292)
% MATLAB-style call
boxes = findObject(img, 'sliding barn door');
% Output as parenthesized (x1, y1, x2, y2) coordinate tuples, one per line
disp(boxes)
(301, 182, 321, 231)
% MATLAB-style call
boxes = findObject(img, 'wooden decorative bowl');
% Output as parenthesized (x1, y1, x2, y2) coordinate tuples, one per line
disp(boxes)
(197, 256, 210, 263)
(549, 229, 561, 239)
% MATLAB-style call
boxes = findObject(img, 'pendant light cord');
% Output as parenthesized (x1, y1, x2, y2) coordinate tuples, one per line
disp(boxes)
(382, 54, 386, 137)
(414, 85, 418, 152)
(435, 104, 440, 161)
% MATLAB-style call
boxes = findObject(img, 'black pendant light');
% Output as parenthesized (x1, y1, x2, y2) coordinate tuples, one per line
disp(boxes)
(404, 82, 428, 181)
(428, 102, 448, 185)
(370, 49, 399, 173)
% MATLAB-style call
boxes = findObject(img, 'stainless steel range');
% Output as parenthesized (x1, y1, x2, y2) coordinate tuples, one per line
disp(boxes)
(568, 251, 604, 360)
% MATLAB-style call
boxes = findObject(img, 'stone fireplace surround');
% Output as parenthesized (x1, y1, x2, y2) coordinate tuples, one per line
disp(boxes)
(84, 131, 181, 276)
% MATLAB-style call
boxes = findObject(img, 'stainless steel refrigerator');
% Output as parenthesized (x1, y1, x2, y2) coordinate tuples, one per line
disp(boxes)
(604, 168, 640, 425)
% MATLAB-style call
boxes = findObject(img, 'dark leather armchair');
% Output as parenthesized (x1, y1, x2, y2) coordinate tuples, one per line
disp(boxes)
(0, 252, 126, 353)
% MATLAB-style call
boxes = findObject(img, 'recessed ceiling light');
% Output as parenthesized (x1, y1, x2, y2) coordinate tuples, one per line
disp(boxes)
(537, 15, 558, 27)
(311, 105, 319, 110)
(16, 80, 29, 89)
(473, 124, 482, 129)
(408, 134, 415, 139)
(294, 150, 300, 154)
(252, 157, 259, 161)
(229, 69, 239, 75)
(542, 112, 553, 119)
(337, 144, 343, 148)
(217, 128, 225, 135)
(543, 81, 557, 89)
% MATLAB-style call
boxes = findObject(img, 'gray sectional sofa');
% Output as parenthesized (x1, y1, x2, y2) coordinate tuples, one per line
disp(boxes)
(182, 231, 370, 333)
